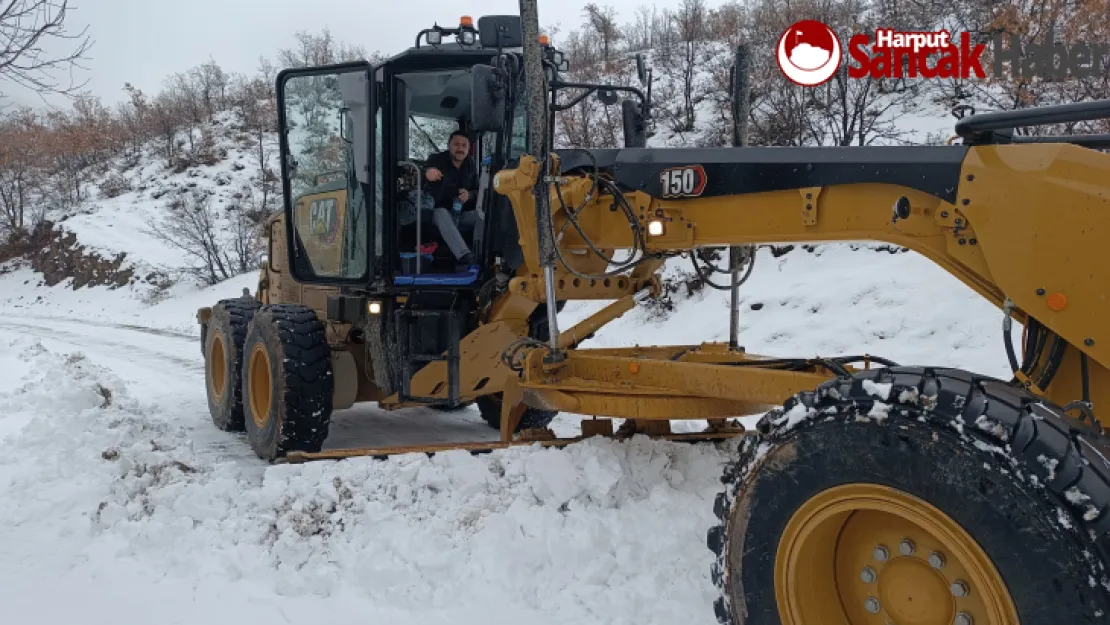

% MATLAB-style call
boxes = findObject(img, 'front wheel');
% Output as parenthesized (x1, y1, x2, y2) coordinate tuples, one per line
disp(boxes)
(708, 366, 1110, 625)
(241, 304, 334, 461)
(477, 302, 561, 432)
(476, 394, 557, 432)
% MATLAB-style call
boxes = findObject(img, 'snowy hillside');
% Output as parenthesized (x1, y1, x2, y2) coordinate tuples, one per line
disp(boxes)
(55, 112, 270, 269)
(34, 108, 275, 287)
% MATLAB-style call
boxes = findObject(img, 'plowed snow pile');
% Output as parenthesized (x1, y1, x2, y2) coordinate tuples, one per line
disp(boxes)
(0, 333, 734, 625)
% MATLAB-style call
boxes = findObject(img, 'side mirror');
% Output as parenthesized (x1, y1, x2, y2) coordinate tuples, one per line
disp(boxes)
(471, 64, 507, 133)
(636, 53, 647, 85)
(622, 99, 647, 148)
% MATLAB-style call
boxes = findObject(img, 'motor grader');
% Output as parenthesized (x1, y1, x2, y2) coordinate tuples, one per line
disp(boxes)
(196, 8, 1110, 625)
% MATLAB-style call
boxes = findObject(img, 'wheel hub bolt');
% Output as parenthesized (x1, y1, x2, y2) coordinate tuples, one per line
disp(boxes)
(929, 552, 946, 568)
(865, 597, 881, 614)
(860, 567, 877, 583)
(899, 539, 915, 556)
(954, 612, 973, 625)
(873, 545, 890, 561)
(950, 580, 969, 597)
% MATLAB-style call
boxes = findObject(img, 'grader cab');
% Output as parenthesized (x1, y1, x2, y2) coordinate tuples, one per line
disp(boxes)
(197, 7, 1110, 624)
(198, 14, 655, 457)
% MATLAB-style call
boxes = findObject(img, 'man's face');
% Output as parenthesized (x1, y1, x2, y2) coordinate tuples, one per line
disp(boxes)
(449, 135, 469, 161)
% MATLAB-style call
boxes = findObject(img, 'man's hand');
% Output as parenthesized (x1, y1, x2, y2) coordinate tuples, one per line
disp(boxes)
(457, 188, 469, 203)
(425, 167, 442, 182)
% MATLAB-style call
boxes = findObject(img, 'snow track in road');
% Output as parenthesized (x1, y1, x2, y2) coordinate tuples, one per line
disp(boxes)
(0, 318, 734, 625)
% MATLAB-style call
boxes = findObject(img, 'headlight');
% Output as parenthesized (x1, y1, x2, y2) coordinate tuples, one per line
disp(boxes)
(647, 220, 664, 236)
(367, 301, 382, 315)
(460, 30, 476, 45)
(427, 31, 442, 45)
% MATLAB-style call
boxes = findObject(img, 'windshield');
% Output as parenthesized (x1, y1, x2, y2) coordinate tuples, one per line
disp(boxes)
(408, 114, 457, 161)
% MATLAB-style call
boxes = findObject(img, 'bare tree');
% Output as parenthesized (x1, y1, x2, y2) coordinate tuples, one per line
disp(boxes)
(0, 107, 45, 239)
(656, 0, 711, 133)
(144, 191, 234, 285)
(583, 3, 623, 71)
(277, 28, 378, 68)
(148, 89, 187, 167)
(623, 5, 660, 52)
(231, 73, 279, 218)
(0, 0, 93, 101)
(552, 18, 631, 149)
(226, 199, 265, 275)
(191, 58, 229, 120)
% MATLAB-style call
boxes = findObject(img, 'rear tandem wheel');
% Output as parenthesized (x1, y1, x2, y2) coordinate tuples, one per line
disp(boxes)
(204, 297, 262, 432)
(709, 366, 1110, 625)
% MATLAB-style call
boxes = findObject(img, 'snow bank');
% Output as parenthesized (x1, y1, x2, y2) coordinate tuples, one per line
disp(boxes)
(0, 333, 734, 624)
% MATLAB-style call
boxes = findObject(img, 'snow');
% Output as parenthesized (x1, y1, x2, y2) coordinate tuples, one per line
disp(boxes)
(863, 379, 893, 400)
(1039, 454, 1060, 482)
(975, 414, 1010, 441)
(0, 329, 733, 624)
(867, 401, 892, 420)
(771, 401, 816, 431)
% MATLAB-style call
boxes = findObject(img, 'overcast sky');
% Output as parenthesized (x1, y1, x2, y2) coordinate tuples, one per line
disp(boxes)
(3, 0, 708, 110)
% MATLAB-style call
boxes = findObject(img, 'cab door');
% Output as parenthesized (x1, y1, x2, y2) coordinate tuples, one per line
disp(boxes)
(276, 61, 377, 288)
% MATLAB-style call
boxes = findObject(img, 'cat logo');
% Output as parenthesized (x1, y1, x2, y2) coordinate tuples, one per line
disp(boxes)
(308, 197, 339, 244)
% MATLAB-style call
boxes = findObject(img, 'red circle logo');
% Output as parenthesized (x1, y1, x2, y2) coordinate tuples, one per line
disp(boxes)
(776, 20, 842, 87)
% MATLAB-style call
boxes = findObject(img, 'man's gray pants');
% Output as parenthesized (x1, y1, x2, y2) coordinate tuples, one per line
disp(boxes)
(397, 191, 476, 259)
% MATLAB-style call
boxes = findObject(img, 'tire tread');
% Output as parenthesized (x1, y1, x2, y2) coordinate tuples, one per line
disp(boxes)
(708, 365, 1110, 624)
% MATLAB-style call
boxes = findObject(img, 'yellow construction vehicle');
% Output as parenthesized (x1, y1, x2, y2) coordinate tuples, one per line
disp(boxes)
(196, 9, 1110, 624)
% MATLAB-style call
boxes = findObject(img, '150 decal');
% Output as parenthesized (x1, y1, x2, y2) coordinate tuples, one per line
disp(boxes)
(659, 165, 707, 198)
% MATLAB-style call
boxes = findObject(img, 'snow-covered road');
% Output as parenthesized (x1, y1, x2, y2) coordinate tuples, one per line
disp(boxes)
(0, 315, 734, 625)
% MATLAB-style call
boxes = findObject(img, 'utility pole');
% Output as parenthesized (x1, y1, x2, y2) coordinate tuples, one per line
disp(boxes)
(728, 43, 752, 351)
(519, 0, 562, 356)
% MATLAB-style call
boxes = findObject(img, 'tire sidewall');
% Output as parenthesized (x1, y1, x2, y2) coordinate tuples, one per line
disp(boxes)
(725, 416, 1107, 625)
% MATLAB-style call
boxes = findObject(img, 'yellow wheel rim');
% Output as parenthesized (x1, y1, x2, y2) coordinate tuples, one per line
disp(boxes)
(208, 330, 227, 400)
(775, 484, 1019, 625)
(248, 342, 272, 429)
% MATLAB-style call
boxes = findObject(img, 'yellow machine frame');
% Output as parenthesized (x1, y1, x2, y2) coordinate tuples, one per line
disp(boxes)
(277, 139, 1107, 463)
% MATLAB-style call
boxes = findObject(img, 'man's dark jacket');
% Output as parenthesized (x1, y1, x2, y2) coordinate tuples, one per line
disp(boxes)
(424, 151, 478, 210)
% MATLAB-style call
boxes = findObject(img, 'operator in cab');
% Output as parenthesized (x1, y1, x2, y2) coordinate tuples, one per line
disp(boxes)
(421, 130, 479, 266)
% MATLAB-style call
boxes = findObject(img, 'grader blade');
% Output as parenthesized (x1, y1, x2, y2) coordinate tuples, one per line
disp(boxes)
(276, 426, 749, 464)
